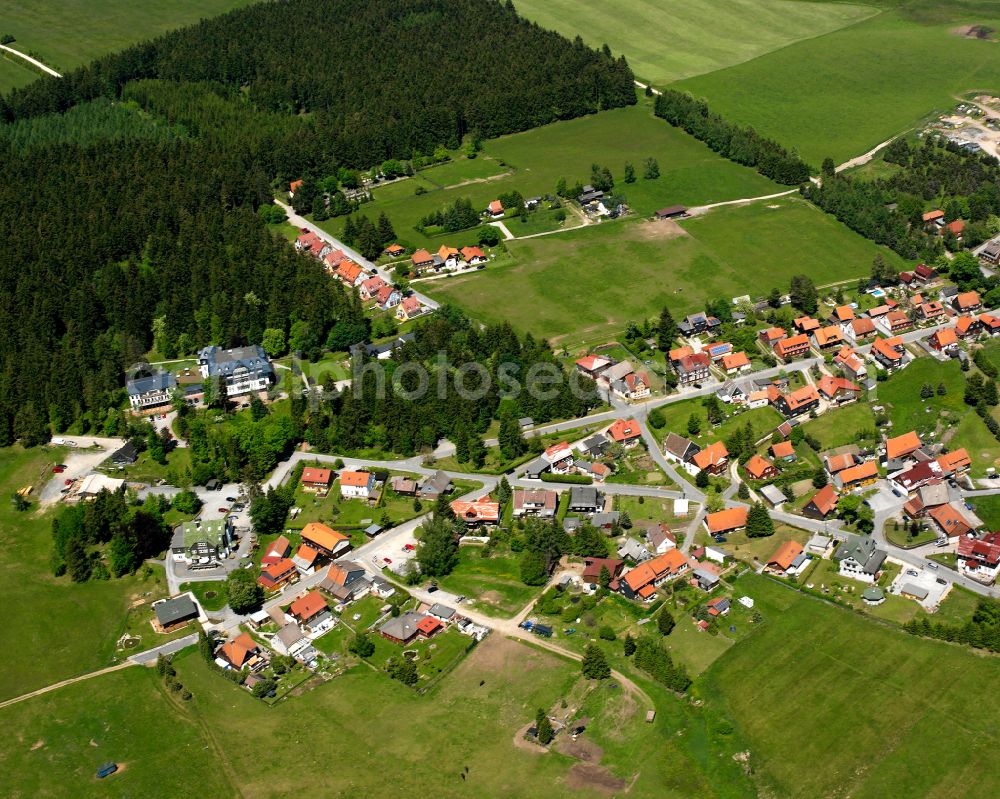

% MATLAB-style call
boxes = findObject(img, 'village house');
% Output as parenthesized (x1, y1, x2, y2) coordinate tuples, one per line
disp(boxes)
(674, 353, 711, 385)
(620, 549, 688, 601)
(850, 317, 877, 341)
(568, 485, 602, 514)
(385, 243, 406, 258)
(127, 372, 177, 411)
(461, 245, 487, 265)
(601, 361, 635, 388)
(946, 218, 965, 240)
(918, 300, 947, 321)
(834, 534, 887, 583)
(295, 231, 329, 257)
(319, 560, 369, 602)
(340, 470, 376, 499)
(834, 460, 879, 491)
(542, 441, 575, 474)
(301, 522, 351, 559)
(336, 259, 365, 288)
(913, 263, 937, 284)
(775, 385, 821, 417)
(289, 591, 331, 631)
(173, 518, 235, 567)
(300, 466, 333, 496)
(678, 312, 721, 337)
(418, 470, 452, 499)
(704, 341, 733, 362)
(646, 523, 677, 555)
(980, 239, 1000, 266)
(612, 371, 651, 401)
(396, 295, 429, 322)
(829, 305, 855, 328)
(929, 326, 959, 352)
(758, 327, 787, 348)
(668, 345, 693, 364)
(875, 310, 913, 337)
(359, 275, 387, 301)
(322, 248, 346, 274)
(937, 447, 971, 476)
(717, 380, 748, 405)
(578, 432, 610, 459)
(885, 431, 921, 462)
(451, 499, 501, 526)
(154, 595, 200, 631)
(292, 544, 320, 576)
(923, 209, 945, 228)
(410, 249, 434, 272)
(812, 325, 844, 351)
(979, 312, 1000, 336)
(379, 611, 427, 644)
(618, 537, 651, 562)
(824, 449, 861, 474)
(958, 532, 1000, 584)
(608, 418, 642, 447)
(574, 354, 612, 380)
(955, 315, 980, 340)
(870, 337, 906, 371)
(929, 502, 979, 538)
(803, 484, 839, 519)
(794, 316, 820, 335)
(722, 351, 751, 374)
(954, 290, 982, 314)
(261, 535, 291, 566)
(766, 540, 808, 577)
(512, 489, 557, 519)
(374, 284, 402, 310)
(834, 346, 868, 381)
(486, 199, 504, 218)
(704, 506, 749, 536)
(663, 432, 701, 474)
(197, 344, 274, 397)
(437, 244, 461, 269)
(692, 440, 729, 475)
(582, 557, 624, 589)
(745, 454, 778, 481)
(770, 440, 796, 462)
(218, 632, 265, 671)
(258, 557, 298, 591)
(773, 333, 811, 361)
(817, 375, 861, 405)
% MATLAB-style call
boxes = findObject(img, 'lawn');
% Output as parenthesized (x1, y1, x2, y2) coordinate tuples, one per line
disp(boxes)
(699, 572, 1000, 797)
(437, 544, 542, 617)
(105, 446, 192, 485)
(426, 197, 907, 346)
(710, 523, 811, 565)
(877, 357, 999, 474)
(675, 5, 1000, 164)
(0, 1, 254, 78)
(314, 94, 783, 251)
(289, 475, 423, 531)
(966, 493, 1000, 529)
(116, 592, 195, 653)
(179, 580, 227, 612)
(513, 0, 877, 85)
(798, 402, 878, 451)
(0, 445, 170, 702)
(0, 665, 235, 798)
(656, 398, 785, 453)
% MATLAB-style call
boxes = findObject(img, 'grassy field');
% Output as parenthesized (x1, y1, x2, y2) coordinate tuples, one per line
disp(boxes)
(313, 95, 782, 250)
(0, 445, 168, 702)
(0, 665, 235, 798)
(700, 572, 1000, 797)
(798, 401, 878, 451)
(0, 1, 254, 80)
(437, 545, 541, 617)
(878, 357, 1000, 474)
(675, 5, 1000, 164)
(425, 197, 907, 347)
(513, 0, 876, 84)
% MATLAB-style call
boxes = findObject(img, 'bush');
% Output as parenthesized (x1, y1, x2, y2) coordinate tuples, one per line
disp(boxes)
(172, 489, 202, 514)
(540, 472, 592, 485)
(598, 625, 616, 641)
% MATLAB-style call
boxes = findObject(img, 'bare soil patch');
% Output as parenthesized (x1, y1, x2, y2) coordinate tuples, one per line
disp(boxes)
(466, 634, 540, 674)
(953, 24, 996, 41)
(556, 736, 603, 763)
(512, 722, 549, 753)
(566, 762, 626, 795)
(30, 740, 44, 751)
(477, 590, 504, 606)
(626, 219, 687, 242)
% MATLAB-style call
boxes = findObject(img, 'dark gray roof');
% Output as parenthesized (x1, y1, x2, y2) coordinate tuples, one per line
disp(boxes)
(524, 456, 549, 476)
(379, 611, 424, 641)
(834, 533, 887, 574)
(111, 441, 138, 464)
(154, 595, 198, 627)
(198, 345, 273, 378)
(127, 371, 176, 396)
(429, 603, 456, 619)
(276, 623, 306, 647)
(569, 486, 599, 507)
(663, 432, 699, 462)
(419, 470, 452, 497)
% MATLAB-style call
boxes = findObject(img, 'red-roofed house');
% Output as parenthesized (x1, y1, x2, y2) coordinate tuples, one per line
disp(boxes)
(704, 507, 749, 535)
(542, 441, 574, 473)
(396, 295, 428, 321)
(289, 179, 303, 196)
(219, 632, 264, 670)
(668, 345, 694, 363)
(692, 441, 729, 475)
(850, 317, 877, 340)
(301, 467, 333, 495)
(944, 219, 965, 238)
(417, 615, 444, 638)
(914, 263, 937, 283)
(773, 334, 810, 361)
(575, 354, 612, 379)
(918, 301, 946, 320)
(745, 454, 778, 480)
(794, 316, 820, 334)
(937, 448, 971, 475)
(766, 540, 805, 576)
(929, 503, 977, 538)
(620, 549, 688, 600)
(261, 535, 291, 566)
(958, 532, 1000, 583)
(770, 440, 796, 462)
(886, 431, 921, 461)
(336, 260, 365, 287)
(980, 313, 1000, 336)
(293, 544, 320, 576)
(359, 275, 387, 301)
(721, 351, 751, 374)
(830, 305, 855, 326)
(759, 327, 787, 346)
(300, 523, 351, 558)
(451, 499, 501, 525)
(487, 200, 504, 218)
(875, 310, 913, 337)
(613, 371, 651, 401)
(834, 346, 868, 381)
(922, 209, 944, 225)
(813, 325, 844, 350)
(955, 315, 980, 339)
(817, 375, 861, 404)
(340, 470, 375, 499)
(385, 243, 406, 258)
(461, 245, 487, 265)
(411, 249, 434, 271)
(835, 461, 878, 490)
(582, 557, 624, 588)
(775, 385, 821, 417)
(290, 591, 329, 627)
(258, 558, 298, 590)
(929, 327, 958, 352)
(675, 353, 710, 385)
(608, 418, 642, 446)
(804, 484, 839, 519)
(954, 291, 982, 313)
(871, 337, 905, 370)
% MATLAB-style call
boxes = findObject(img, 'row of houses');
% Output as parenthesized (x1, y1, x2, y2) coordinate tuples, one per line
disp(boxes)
(409, 244, 488, 275)
(574, 355, 652, 401)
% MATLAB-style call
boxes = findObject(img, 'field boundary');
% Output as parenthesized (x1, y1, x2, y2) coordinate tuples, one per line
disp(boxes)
(0, 43, 60, 77)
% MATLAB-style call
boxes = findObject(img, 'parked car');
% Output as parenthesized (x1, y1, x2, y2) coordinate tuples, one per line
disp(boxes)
(217, 507, 229, 514)
(225, 496, 236, 502)
(64, 478, 73, 486)
(383, 557, 392, 564)
(926, 561, 939, 570)
(936, 577, 947, 585)
(403, 543, 415, 552)
(52, 466, 65, 474)
(906, 569, 918, 577)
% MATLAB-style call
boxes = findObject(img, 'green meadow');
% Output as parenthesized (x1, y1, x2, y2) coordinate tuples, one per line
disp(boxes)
(676, 5, 1000, 164)
(313, 95, 782, 250)
(513, 0, 877, 84)
(425, 197, 908, 347)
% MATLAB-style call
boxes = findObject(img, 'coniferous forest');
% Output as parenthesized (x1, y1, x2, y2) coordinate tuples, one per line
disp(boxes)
(0, 0, 633, 444)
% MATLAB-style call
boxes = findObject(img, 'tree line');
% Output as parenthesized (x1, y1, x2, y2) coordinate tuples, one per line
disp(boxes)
(653, 89, 811, 185)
